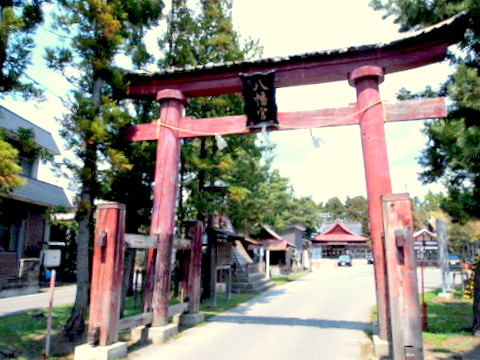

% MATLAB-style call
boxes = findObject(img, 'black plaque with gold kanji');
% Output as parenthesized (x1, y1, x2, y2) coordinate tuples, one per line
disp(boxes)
(240, 71, 278, 129)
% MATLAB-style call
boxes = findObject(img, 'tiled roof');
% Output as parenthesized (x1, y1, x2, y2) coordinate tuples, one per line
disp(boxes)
(0, 105, 61, 155)
(8, 176, 71, 209)
(313, 222, 368, 243)
(414, 228, 437, 239)
(125, 12, 467, 81)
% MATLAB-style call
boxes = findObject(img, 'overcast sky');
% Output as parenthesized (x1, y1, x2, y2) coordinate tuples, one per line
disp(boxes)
(0, 0, 451, 203)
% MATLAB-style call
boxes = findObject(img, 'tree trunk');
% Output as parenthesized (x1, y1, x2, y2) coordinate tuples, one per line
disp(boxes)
(61, 191, 93, 340)
(473, 258, 480, 335)
(62, 77, 101, 340)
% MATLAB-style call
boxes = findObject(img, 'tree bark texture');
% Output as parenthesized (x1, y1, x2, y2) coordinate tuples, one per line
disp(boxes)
(473, 258, 480, 335)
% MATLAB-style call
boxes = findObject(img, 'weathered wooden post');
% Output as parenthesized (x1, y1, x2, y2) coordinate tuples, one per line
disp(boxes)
(181, 220, 205, 326)
(74, 202, 127, 360)
(349, 65, 392, 343)
(382, 193, 424, 360)
(147, 89, 188, 329)
(437, 219, 452, 297)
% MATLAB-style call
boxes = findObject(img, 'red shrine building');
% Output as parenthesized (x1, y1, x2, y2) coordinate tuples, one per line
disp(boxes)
(311, 222, 369, 258)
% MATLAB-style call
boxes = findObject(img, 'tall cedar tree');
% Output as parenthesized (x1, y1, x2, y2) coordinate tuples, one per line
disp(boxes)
(0, 0, 45, 194)
(46, 0, 164, 340)
(158, 0, 270, 234)
(370, 0, 480, 334)
(156, 1, 322, 239)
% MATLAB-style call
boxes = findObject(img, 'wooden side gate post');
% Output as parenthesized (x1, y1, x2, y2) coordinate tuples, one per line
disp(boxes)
(382, 194, 423, 360)
(87, 202, 126, 346)
(186, 220, 203, 314)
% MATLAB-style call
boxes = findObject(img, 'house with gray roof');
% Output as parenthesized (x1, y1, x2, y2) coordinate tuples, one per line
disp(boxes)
(0, 105, 71, 298)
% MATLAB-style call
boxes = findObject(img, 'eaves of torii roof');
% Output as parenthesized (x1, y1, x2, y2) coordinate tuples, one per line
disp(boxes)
(124, 12, 468, 99)
(312, 222, 369, 243)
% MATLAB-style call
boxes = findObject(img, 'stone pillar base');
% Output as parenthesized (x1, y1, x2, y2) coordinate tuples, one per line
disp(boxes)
(74, 342, 127, 360)
(438, 291, 453, 299)
(373, 334, 390, 359)
(180, 312, 204, 327)
(148, 323, 178, 345)
(130, 325, 149, 344)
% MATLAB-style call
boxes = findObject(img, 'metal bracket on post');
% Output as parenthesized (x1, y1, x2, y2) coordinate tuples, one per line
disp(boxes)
(395, 229, 406, 265)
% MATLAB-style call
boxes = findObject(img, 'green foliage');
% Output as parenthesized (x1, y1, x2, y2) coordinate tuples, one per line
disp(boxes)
(318, 195, 369, 236)
(0, 0, 46, 98)
(16, 127, 53, 162)
(321, 196, 346, 222)
(0, 131, 25, 194)
(412, 191, 444, 228)
(46, 0, 164, 339)
(370, 0, 480, 223)
(345, 195, 369, 237)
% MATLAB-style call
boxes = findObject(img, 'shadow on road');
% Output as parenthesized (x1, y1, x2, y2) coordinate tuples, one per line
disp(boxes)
(222, 288, 288, 315)
(209, 314, 369, 330)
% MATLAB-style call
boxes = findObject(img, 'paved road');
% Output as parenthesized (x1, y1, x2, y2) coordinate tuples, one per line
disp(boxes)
(129, 260, 377, 360)
(0, 285, 76, 317)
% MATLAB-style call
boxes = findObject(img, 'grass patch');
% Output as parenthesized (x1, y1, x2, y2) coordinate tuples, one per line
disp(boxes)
(422, 288, 479, 354)
(199, 293, 257, 320)
(270, 271, 307, 286)
(0, 304, 72, 359)
(0, 294, 160, 359)
(370, 288, 479, 356)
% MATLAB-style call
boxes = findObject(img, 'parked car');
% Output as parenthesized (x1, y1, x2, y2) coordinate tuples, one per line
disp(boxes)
(367, 255, 374, 264)
(448, 253, 462, 270)
(337, 255, 352, 267)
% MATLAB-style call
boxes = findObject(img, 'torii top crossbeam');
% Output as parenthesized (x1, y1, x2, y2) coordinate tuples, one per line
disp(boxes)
(125, 12, 467, 99)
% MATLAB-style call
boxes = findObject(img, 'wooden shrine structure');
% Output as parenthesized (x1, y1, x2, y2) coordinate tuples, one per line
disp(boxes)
(81, 12, 469, 360)
(312, 222, 370, 258)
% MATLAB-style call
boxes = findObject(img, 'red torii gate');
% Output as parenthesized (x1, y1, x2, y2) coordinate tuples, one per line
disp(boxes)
(123, 13, 466, 342)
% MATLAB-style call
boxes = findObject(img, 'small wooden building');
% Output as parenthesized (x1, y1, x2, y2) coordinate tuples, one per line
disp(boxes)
(311, 222, 369, 258)
(0, 106, 71, 298)
(279, 225, 311, 271)
(413, 228, 438, 265)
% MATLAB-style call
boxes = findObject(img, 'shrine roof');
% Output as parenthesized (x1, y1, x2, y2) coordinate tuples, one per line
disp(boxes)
(413, 228, 437, 240)
(125, 12, 468, 98)
(312, 222, 368, 243)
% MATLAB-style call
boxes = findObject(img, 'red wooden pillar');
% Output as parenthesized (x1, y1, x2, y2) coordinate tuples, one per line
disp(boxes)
(146, 89, 188, 327)
(87, 202, 126, 346)
(382, 194, 423, 359)
(186, 220, 203, 314)
(349, 65, 392, 341)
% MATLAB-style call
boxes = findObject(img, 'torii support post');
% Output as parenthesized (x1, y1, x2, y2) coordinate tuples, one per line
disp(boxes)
(382, 194, 423, 360)
(87, 202, 126, 346)
(146, 89, 188, 327)
(180, 220, 205, 326)
(186, 220, 203, 314)
(349, 65, 392, 342)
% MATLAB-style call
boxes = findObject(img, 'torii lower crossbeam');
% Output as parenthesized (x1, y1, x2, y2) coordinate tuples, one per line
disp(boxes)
(126, 97, 446, 141)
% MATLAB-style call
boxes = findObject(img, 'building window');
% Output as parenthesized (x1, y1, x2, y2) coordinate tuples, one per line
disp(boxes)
(19, 156, 35, 177)
(0, 223, 19, 253)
